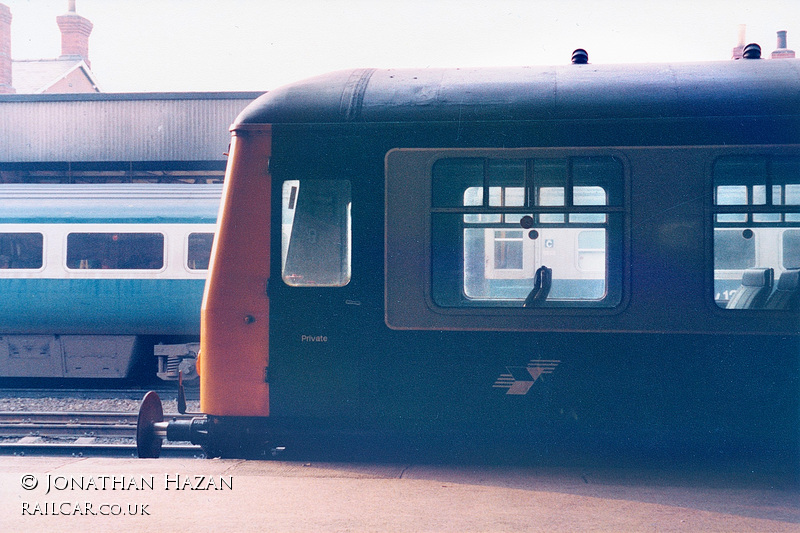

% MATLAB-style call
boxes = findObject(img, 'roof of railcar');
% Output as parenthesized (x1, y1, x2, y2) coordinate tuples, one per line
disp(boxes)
(234, 60, 800, 126)
(0, 184, 221, 223)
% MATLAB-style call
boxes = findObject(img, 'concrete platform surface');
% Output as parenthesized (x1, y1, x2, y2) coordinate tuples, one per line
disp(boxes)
(1, 455, 797, 532)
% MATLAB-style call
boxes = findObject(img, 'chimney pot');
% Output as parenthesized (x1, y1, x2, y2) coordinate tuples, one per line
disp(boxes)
(56, 2, 93, 68)
(772, 30, 795, 59)
(777, 30, 787, 49)
(737, 24, 746, 46)
(732, 24, 747, 59)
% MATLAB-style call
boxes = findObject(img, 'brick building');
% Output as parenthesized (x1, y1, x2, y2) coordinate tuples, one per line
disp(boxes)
(0, 0, 99, 94)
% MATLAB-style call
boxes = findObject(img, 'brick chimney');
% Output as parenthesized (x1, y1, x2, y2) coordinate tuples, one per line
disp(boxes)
(0, 3, 13, 93)
(771, 30, 796, 59)
(56, 0, 93, 68)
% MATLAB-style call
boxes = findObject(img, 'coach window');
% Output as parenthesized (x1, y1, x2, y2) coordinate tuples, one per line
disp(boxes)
(187, 232, 214, 270)
(66, 233, 164, 270)
(784, 231, 800, 269)
(713, 156, 800, 308)
(431, 156, 624, 308)
(281, 180, 351, 287)
(0, 233, 43, 269)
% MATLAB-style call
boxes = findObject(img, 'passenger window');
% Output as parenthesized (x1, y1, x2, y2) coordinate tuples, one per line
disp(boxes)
(714, 229, 756, 270)
(783, 230, 800, 268)
(577, 230, 606, 273)
(713, 156, 800, 308)
(66, 233, 164, 270)
(281, 180, 351, 287)
(0, 233, 43, 269)
(187, 232, 214, 270)
(432, 156, 624, 307)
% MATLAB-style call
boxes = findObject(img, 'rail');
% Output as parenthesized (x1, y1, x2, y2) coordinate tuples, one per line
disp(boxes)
(0, 411, 202, 457)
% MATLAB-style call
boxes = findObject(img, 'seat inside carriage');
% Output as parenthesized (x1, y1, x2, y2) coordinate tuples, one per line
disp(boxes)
(726, 268, 774, 309)
(764, 269, 800, 311)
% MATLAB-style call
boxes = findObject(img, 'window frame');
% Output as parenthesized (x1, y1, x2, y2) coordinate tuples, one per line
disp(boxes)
(711, 154, 800, 310)
(385, 147, 631, 333)
(65, 231, 166, 271)
(430, 155, 625, 309)
(186, 232, 214, 272)
(0, 232, 45, 271)
(280, 179, 353, 288)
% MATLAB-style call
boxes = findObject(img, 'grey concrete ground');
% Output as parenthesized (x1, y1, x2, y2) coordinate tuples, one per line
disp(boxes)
(2, 456, 797, 532)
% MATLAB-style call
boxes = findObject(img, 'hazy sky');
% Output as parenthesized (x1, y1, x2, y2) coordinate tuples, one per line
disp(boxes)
(4, 0, 799, 93)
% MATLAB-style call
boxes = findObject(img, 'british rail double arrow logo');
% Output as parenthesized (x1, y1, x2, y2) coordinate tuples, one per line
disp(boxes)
(493, 359, 560, 395)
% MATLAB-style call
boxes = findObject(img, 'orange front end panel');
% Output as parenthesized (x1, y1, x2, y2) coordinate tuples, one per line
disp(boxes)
(200, 126, 271, 417)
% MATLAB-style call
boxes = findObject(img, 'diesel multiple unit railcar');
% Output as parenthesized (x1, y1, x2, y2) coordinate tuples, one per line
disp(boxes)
(139, 57, 800, 467)
(0, 184, 220, 381)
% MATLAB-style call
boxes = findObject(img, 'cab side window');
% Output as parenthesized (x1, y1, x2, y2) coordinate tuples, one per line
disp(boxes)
(281, 180, 352, 287)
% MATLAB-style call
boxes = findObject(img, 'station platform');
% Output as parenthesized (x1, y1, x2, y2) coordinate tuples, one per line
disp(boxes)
(2, 455, 797, 532)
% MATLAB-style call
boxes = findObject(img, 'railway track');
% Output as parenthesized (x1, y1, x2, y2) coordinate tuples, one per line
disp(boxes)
(0, 411, 203, 457)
